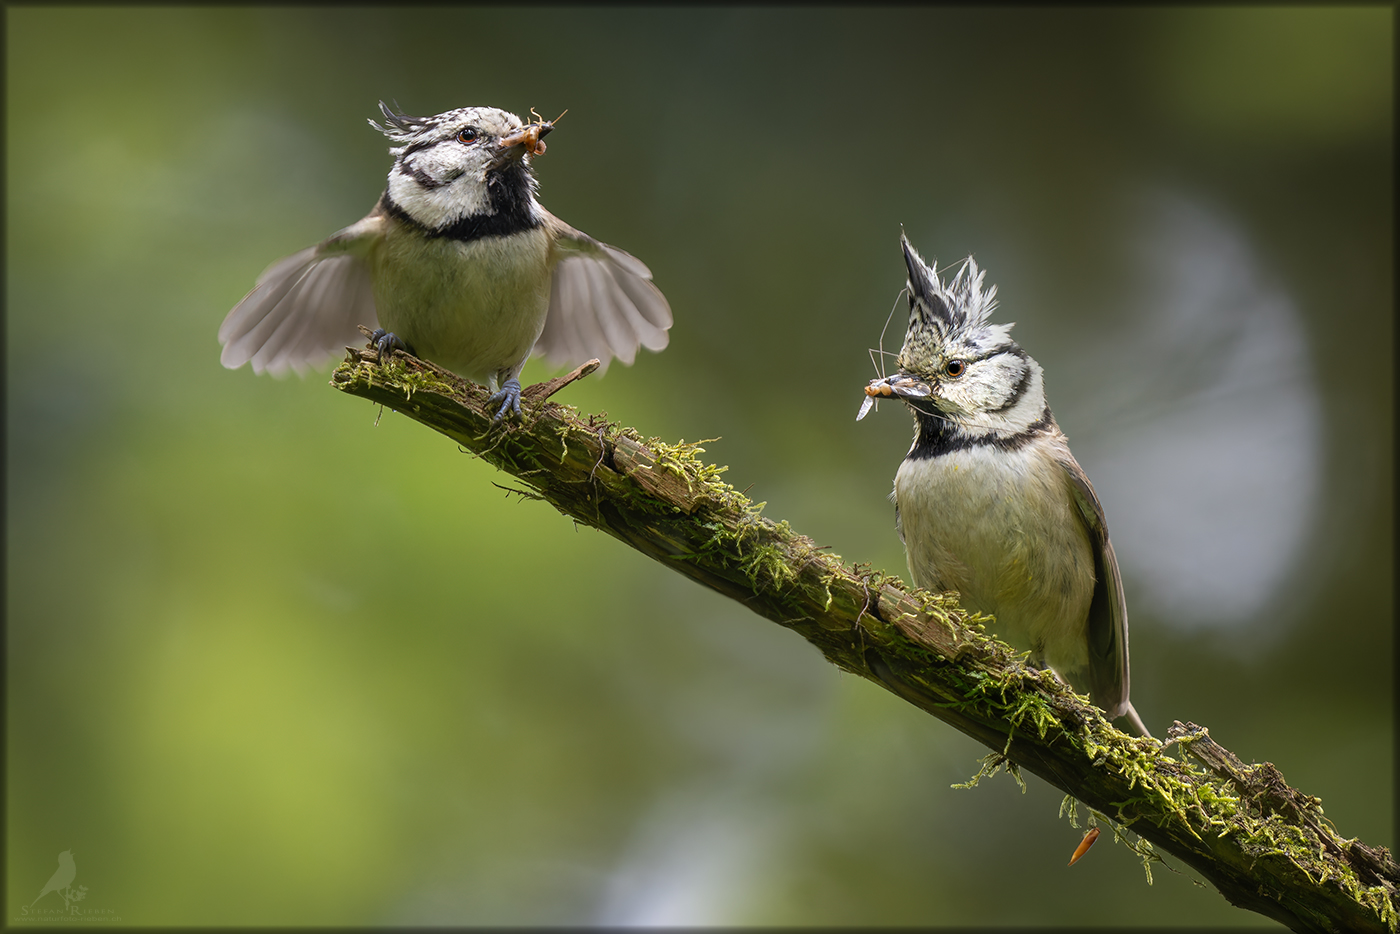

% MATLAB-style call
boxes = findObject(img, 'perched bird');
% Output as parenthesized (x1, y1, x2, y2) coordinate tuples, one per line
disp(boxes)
(219, 103, 673, 419)
(31, 849, 76, 908)
(859, 235, 1149, 736)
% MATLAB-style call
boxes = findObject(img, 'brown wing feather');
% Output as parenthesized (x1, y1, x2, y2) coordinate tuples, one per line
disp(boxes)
(219, 214, 385, 376)
(536, 213, 672, 373)
(1059, 454, 1131, 718)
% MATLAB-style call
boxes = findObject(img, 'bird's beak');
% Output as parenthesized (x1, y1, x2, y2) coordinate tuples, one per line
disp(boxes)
(865, 374, 932, 401)
(856, 374, 932, 421)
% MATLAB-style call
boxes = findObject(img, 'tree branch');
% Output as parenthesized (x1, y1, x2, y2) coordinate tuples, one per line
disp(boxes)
(330, 348, 1397, 933)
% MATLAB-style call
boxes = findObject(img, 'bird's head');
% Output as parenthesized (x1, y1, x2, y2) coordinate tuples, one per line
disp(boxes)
(862, 235, 1046, 438)
(372, 102, 551, 232)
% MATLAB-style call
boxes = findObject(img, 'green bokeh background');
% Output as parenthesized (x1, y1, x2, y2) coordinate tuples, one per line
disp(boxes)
(6, 6, 1392, 926)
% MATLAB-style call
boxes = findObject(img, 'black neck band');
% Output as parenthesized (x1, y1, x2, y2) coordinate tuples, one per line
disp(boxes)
(906, 404, 1053, 459)
(383, 161, 541, 243)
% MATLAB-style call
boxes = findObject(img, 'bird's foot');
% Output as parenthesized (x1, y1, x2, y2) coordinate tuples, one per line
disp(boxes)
(488, 378, 523, 422)
(370, 328, 415, 362)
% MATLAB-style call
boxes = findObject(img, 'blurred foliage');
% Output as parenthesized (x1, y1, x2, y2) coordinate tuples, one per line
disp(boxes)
(6, 7, 1392, 926)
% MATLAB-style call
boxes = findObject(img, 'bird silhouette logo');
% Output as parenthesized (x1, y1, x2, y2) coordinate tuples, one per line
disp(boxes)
(30, 849, 87, 911)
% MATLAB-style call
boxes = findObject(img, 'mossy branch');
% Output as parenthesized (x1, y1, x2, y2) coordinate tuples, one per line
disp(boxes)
(331, 348, 1397, 933)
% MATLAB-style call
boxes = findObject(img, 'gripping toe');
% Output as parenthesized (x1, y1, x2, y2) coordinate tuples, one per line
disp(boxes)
(488, 378, 523, 422)
(370, 328, 415, 361)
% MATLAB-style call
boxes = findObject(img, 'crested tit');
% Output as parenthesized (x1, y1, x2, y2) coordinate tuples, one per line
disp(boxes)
(860, 235, 1149, 736)
(219, 102, 672, 419)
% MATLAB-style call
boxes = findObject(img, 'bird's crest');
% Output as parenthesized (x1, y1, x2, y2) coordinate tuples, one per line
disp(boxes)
(369, 101, 436, 143)
(897, 234, 1012, 374)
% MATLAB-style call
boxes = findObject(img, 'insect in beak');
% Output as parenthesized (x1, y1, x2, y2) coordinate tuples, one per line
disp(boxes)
(500, 107, 568, 156)
(857, 374, 932, 420)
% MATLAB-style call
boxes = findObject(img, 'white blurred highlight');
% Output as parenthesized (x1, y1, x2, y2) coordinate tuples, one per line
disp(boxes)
(1068, 191, 1322, 632)
(596, 790, 776, 925)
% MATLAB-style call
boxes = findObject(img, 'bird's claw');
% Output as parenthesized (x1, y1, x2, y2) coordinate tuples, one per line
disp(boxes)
(488, 378, 523, 422)
(370, 328, 415, 362)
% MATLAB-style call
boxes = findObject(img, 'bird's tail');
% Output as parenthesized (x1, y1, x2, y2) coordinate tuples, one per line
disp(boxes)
(1120, 701, 1152, 738)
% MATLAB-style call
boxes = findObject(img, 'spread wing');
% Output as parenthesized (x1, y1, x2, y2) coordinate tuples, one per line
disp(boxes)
(536, 214, 672, 374)
(1060, 453, 1131, 719)
(218, 214, 385, 376)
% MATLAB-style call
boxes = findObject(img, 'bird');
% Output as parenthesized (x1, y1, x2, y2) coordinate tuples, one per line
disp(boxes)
(31, 849, 76, 908)
(218, 102, 673, 419)
(858, 234, 1149, 736)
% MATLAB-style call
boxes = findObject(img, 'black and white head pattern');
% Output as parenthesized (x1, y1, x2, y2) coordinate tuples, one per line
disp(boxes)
(371, 102, 541, 236)
(897, 235, 1047, 438)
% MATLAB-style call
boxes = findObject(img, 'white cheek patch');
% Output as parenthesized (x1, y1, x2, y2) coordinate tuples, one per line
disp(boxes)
(963, 368, 1008, 410)
(943, 361, 1013, 414)
(941, 354, 1045, 433)
(387, 143, 492, 230)
(982, 355, 1029, 409)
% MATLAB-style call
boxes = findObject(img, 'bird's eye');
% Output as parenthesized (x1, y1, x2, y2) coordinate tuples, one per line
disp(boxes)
(457, 127, 479, 143)
(945, 360, 966, 378)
